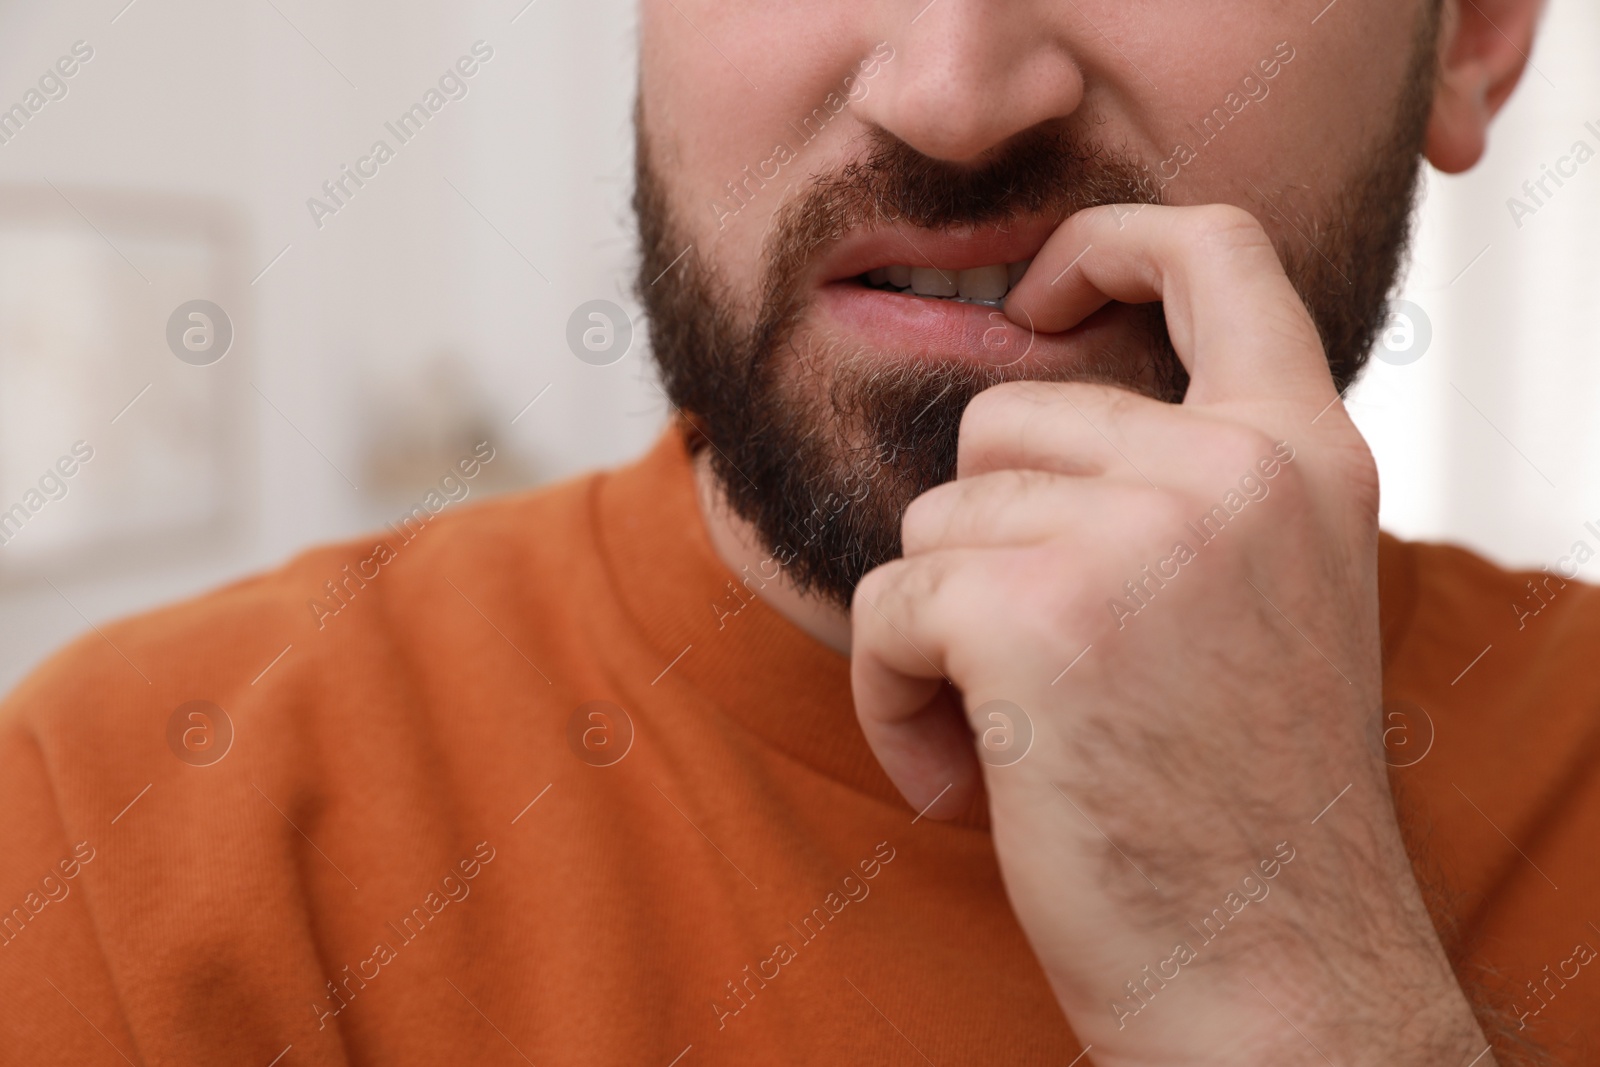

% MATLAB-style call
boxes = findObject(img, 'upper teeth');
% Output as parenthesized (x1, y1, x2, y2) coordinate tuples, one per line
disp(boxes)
(865, 260, 1032, 305)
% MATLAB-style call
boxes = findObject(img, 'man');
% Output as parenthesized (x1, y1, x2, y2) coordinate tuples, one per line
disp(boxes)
(1, 0, 1590, 1063)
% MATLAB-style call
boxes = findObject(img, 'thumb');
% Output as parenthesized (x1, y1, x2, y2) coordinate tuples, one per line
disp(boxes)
(850, 557, 983, 820)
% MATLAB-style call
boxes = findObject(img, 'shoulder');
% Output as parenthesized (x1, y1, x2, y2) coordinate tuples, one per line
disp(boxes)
(1379, 532, 1600, 851)
(0, 465, 607, 782)
(1381, 537, 1600, 1044)
(1382, 532, 1600, 694)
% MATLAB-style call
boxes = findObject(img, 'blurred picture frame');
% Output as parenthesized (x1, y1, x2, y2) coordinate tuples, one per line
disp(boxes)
(0, 186, 251, 585)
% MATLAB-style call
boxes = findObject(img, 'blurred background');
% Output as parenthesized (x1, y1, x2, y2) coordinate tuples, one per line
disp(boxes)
(0, 0, 1594, 692)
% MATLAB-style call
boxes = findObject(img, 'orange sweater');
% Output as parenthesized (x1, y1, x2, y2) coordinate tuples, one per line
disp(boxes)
(2, 429, 1598, 1065)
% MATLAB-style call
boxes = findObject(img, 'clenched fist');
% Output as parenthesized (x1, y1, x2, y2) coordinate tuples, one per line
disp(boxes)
(851, 205, 1493, 1066)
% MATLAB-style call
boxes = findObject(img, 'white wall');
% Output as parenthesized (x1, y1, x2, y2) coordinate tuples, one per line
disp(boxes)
(1353, 0, 1600, 576)
(0, 0, 1594, 692)
(0, 0, 660, 691)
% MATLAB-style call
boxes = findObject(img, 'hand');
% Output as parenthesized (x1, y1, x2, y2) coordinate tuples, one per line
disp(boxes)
(850, 205, 1493, 1066)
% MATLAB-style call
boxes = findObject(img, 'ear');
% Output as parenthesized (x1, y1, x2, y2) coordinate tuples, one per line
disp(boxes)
(1425, 0, 1547, 173)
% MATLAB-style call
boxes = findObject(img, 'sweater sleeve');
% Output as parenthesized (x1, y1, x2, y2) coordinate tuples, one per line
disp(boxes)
(0, 720, 141, 1066)
(0, 572, 358, 1067)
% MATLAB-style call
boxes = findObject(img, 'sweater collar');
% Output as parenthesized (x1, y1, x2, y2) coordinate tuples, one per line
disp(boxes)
(594, 426, 944, 819)
(595, 427, 1416, 830)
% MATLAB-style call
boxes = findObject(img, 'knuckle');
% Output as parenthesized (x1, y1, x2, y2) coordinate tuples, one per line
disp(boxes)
(851, 560, 897, 612)
(1068, 381, 1144, 427)
(1007, 549, 1101, 648)
(984, 466, 1055, 496)
(1208, 424, 1278, 474)
(902, 470, 1053, 553)
(962, 380, 1052, 432)
(959, 382, 1057, 473)
(855, 556, 950, 637)
(900, 485, 954, 554)
(899, 555, 953, 612)
(1129, 489, 1194, 539)
(1187, 204, 1270, 254)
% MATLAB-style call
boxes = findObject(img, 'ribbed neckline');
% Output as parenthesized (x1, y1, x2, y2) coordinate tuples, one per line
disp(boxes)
(592, 427, 1417, 831)
(593, 426, 951, 821)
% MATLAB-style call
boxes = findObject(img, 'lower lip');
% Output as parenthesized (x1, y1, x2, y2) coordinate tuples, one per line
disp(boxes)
(815, 280, 1117, 370)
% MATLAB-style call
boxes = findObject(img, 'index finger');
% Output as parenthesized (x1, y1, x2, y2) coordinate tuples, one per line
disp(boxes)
(1003, 203, 1335, 410)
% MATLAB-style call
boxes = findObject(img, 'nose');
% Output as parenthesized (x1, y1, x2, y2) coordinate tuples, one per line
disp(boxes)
(854, 1, 1086, 163)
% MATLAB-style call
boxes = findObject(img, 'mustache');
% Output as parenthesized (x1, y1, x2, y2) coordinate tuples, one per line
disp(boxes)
(753, 123, 1166, 352)
(747, 123, 1175, 393)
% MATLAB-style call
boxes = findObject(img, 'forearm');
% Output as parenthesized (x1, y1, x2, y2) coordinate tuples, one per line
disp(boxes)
(1036, 787, 1509, 1067)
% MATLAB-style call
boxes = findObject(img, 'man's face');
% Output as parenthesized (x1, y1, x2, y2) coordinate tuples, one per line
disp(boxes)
(634, 1, 1438, 606)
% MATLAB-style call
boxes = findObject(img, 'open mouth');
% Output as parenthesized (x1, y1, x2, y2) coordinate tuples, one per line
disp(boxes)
(808, 222, 1065, 365)
(856, 259, 1033, 309)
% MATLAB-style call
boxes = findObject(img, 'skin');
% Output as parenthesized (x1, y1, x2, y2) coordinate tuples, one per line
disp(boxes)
(641, 0, 1546, 1061)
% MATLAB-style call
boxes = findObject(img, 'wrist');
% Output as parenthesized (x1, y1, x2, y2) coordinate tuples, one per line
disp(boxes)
(1050, 932, 1493, 1067)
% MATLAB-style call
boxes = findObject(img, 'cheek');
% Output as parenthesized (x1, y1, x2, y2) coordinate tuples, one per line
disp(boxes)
(637, 1, 874, 278)
(1158, 4, 1419, 210)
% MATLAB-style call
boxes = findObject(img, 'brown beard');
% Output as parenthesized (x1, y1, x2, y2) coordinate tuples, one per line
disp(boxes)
(633, 22, 1437, 609)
